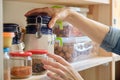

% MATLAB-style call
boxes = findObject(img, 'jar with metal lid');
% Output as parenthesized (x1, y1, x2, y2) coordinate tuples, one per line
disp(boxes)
(24, 13, 54, 54)
(28, 49, 48, 75)
(4, 48, 10, 80)
(26, 13, 52, 36)
(10, 51, 32, 79)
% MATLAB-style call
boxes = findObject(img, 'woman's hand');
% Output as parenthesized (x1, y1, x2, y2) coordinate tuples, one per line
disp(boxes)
(42, 53, 84, 80)
(25, 7, 71, 28)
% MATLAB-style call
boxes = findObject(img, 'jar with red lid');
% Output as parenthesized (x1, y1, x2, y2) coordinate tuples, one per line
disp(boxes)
(10, 51, 32, 79)
(28, 50, 48, 75)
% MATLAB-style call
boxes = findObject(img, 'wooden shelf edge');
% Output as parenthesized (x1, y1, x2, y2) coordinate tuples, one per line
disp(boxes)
(4, 0, 110, 6)
(113, 53, 120, 61)
(11, 73, 50, 80)
(71, 56, 112, 71)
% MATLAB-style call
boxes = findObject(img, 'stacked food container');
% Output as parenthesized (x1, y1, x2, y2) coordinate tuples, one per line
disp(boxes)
(53, 7, 98, 63)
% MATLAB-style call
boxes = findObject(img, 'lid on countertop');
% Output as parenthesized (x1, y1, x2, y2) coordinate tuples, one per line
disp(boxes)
(10, 51, 32, 57)
(27, 49, 48, 54)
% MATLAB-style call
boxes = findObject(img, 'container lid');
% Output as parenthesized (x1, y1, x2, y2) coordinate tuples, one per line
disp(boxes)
(10, 51, 32, 57)
(27, 50, 48, 54)
(3, 23, 19, 32)
(3, 32, 15, 37)
(4, 48, 10, 53)
(26, 14, 51, 24)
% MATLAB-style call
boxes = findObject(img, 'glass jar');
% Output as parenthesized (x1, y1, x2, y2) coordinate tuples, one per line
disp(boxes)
(4, 23, 25, 52)
(4, 48, 10, 80)
(10, 51, 32, 79)
(28, 50, 48, 75)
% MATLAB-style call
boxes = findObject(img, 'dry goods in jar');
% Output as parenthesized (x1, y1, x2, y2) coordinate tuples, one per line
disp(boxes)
(27, 50, 48, 75)
(11, 66, 32, 78)
(32, 58, 46, 74)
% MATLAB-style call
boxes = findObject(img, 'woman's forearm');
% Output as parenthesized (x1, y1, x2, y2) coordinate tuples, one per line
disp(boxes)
(66, 10, 110, 44)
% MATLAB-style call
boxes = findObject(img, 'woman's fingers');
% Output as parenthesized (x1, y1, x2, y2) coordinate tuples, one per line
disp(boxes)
(47, 53, 70, 66)
(44, 65, 67, 79)
(42, 59, 68, 72)
(47, 72, 64, 80)
(48, 14, 59, 28)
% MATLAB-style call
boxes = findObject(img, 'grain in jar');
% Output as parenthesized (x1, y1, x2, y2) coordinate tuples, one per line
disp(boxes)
(10, 51, 32, 79)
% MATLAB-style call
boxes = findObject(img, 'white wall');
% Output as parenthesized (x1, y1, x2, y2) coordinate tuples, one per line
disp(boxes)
(3, 1, 53, 27)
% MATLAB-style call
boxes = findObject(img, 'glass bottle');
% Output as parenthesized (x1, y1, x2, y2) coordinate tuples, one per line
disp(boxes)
(4, 48, 10, 80)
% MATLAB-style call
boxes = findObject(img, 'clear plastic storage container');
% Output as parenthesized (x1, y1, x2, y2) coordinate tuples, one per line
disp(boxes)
(53, 21, 83, 37)
(10, 51, 32, 79)
(28, 50, 48, 75)
(54, 36, 98, 62)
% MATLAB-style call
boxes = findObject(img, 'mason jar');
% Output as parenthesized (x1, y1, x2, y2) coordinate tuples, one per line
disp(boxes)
(28, 49, 48, 75)
(10, 51, 32, 79)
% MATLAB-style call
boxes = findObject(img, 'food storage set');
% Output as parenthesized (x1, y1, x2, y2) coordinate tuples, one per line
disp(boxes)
(53, 7, 98, 62)
(3, 7, 98, 79)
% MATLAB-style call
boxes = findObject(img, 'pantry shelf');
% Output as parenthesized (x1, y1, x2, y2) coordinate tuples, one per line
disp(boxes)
(11, 74, 49, 80)
(71, 56, 113, 71)
(5, 0, 109, 6)
(12, 56, 113, 80)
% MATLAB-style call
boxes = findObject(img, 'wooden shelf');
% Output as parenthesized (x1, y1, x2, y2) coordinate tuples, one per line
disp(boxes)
(71, 56, 112, 71)
(11, 74, 50, 80)
(4, 0, 110, 6)
(12, 56, 113, 80)
(113, 54, 120, 62)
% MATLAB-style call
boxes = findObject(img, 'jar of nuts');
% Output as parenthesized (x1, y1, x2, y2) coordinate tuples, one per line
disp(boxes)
(10, 51, 32, 79)
(27, 49, 48, 75)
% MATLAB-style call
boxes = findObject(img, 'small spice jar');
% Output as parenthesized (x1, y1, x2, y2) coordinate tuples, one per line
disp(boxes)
(10, 51, 32, 79)
(28, 50, 48, 75)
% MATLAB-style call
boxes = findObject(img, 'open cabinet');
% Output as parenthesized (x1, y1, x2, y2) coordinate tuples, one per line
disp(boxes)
(1, 0, 119, 80)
